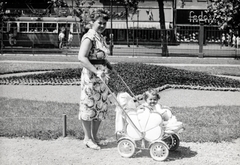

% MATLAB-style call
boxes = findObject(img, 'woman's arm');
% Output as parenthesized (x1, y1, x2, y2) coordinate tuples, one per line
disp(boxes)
(78, 38, 98, 74)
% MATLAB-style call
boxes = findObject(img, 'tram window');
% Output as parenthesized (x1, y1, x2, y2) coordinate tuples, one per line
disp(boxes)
(29, 23, 43, 32)
(2, 22, 7, 32)
(9, 23, 17, 32)
(58, 23, 70, 32)
(43, 23, 57, 32)
(20, 23, 27, 32)
(73, 23, 79, 33)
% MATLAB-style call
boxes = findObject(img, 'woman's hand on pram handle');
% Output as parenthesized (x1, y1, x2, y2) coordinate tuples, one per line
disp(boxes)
(96, 70, 104, 78)
(96, 70, 109, 81)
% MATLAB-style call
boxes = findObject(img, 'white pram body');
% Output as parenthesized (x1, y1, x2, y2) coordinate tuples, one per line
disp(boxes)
(115, 92, 184, 161)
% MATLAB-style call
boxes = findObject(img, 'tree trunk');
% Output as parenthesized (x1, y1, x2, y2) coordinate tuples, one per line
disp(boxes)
(157, 0, 169, 56)
(1, 19, 3, 54)
(0, 0, 6, 54)
(125, 7, 130, 47)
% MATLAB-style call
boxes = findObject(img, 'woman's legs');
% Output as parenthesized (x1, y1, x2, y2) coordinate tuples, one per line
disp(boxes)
(81, 119, 101, 150)
(92, 119, 101, 142)
(81, 119, 101, 141)
(81, 120, 92, 141)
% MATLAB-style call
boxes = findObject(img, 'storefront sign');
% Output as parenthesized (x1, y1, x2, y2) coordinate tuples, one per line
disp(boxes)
(176, 9, 217, 25)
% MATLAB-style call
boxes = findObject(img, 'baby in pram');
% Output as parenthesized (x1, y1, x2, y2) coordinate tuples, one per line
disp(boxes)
(138, 89, 183, 133)
(115, 89, 182, 135)
(115, 89, 184, 160)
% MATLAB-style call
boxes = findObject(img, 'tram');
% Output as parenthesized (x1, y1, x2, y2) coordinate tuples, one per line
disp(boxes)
(2, 16, 82, 48)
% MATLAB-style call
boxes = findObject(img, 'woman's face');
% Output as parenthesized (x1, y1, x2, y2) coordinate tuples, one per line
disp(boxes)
(92, 17, 107, 34)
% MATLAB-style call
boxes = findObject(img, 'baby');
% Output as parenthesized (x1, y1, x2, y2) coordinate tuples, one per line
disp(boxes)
(138, 88, 172, 122)
(138, 88, 183, 134)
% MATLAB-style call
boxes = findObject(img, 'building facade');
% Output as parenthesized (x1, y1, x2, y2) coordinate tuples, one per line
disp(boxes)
(2, 0, 227, 47)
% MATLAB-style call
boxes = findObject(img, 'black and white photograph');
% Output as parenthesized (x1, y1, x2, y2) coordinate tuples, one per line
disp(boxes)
(0, 0, 240, 164)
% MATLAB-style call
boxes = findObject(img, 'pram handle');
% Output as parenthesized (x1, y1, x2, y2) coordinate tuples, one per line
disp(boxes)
(99, 77, 144, 138)
(105, 60, 140, 104)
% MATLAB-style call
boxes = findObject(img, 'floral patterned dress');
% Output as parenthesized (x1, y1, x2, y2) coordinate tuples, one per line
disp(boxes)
(79, 29, 110, 121)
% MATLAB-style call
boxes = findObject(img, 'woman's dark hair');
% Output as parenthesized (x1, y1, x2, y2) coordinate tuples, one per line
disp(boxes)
(90, 9, 110, 22)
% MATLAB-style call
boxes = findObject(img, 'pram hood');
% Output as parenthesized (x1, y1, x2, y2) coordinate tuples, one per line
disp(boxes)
(116, 92, 137, 110)
(115, 92, 137, 133)
(115, 92, 164, 140)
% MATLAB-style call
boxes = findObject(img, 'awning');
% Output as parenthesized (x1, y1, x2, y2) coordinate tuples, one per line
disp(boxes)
(106, 22, 170, 29)
(17, 16, 80, 22)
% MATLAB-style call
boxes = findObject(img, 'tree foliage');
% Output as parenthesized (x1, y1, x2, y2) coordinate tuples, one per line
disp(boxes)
(207, 0, 240, 32)
(116, 0, 141, 14)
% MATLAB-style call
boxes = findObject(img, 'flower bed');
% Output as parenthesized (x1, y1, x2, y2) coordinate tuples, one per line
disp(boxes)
(1, 63, 240, 96)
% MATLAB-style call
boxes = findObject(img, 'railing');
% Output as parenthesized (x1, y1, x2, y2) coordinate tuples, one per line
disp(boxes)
(1, 26, 239, 58)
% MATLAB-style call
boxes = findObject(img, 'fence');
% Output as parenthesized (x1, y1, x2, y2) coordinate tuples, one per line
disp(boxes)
(1, 24, 239, 58)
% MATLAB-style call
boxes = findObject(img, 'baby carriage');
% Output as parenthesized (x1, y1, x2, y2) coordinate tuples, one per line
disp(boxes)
(114, 92, 184, 161)
(101, 64, 184, 161)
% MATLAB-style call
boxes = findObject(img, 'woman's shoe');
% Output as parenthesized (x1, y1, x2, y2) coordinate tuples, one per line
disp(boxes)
(85, 139, 101, 150)
(95, 139, 108, 146)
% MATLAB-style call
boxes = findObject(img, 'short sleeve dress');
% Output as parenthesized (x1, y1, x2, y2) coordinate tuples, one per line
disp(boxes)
(79, 29, 110, 121)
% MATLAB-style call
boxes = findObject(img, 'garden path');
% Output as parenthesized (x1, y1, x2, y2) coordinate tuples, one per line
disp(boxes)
(0, 85, 240, 107)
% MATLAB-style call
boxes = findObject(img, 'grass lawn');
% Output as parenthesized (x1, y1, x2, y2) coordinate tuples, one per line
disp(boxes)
(0, 97, 239, 142)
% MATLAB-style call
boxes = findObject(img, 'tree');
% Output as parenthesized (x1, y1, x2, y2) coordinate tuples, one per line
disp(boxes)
(115, 0, 141, 47)
(157, 0, 169, 56)
(0, 1, 6, 50)
(206, 0, 240, 34)
(134, 0, 169, 56)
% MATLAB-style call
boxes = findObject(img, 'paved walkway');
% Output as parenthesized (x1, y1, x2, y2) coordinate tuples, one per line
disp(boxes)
(1, 85, 240, 107)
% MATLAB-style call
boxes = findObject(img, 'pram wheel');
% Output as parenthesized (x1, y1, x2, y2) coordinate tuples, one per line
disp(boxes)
(117, 139, 136, 158)
(149, 142, 169, 161)
(167, 134, 180, 151)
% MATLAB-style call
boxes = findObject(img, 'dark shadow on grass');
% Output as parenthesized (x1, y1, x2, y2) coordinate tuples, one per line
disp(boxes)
(100, 140, 118, 149)
(167, 146, 197, 161)
(130, 146, 197, 161)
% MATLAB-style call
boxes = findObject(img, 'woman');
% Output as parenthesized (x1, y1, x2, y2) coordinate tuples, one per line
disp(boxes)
(78, 9, 111, 150)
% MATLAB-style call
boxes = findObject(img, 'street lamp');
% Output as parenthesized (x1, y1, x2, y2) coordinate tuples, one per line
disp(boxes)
(136, 9, 139, 47)
(110, 0, 113, 55)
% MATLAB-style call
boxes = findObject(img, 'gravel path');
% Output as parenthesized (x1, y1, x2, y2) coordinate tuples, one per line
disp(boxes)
(0, 137, 239, 165)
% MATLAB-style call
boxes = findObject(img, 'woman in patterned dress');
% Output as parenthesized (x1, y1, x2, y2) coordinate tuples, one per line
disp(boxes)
(78, 9, 111, 150)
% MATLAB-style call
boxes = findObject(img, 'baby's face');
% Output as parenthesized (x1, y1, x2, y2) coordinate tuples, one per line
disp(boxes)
(146, 95, 158, 107)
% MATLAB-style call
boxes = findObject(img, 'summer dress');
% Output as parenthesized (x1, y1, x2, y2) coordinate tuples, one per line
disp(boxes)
(79, 29, 110, 121)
